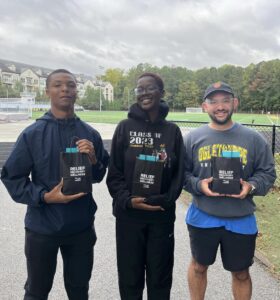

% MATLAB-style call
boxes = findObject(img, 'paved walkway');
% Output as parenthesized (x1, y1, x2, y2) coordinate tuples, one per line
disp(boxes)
(0, 120, 117, 142)
(1, 181, 279, 299)
(0, 120, 279, 299)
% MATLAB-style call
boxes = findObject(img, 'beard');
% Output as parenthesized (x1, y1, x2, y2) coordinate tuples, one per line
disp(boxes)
(209, 109, 234, 125)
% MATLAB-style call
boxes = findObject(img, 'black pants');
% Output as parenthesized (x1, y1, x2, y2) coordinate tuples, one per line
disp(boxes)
(116, 220, 175, 300)
(24, 227, 96, 300)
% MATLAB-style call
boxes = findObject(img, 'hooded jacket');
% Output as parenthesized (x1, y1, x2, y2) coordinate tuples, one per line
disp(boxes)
(1, 111, 109, 236)
(106, 101, 185, 223)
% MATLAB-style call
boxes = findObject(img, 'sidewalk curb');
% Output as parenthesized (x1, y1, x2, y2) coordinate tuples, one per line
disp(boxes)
(254, 250, 280, 281)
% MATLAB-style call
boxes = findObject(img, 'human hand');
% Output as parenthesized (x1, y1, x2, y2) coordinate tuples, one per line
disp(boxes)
(144, 194, 173, 209)
(43, 179, 86, 204)
(226, 179, 252, 199)
(200, 177, 225, 197)
(76, 139, 97, 165)
(131, 197, 164, 211)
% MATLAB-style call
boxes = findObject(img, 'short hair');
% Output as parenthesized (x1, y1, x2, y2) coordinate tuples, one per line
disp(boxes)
(137, 72, 164, 91)
(46, 69, 76, 88)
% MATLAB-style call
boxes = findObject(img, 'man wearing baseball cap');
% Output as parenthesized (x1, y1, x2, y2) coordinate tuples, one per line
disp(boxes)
(183, 82, 276, 299)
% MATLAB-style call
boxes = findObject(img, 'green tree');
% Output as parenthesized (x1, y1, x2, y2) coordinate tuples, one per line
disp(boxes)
(175, 80, 200, 110)
(13, 81, 24, 97)
(35, 89, 48, 102)
(102, 68, 124, 87)
(79, 86, 104, 110)
(102, 68, 125, 100)
(0, 83, 8, 97)
(92, 59, 280, 112)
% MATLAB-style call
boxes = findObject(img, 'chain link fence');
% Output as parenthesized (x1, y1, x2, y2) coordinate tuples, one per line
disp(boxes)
(172, 121, 280, 187)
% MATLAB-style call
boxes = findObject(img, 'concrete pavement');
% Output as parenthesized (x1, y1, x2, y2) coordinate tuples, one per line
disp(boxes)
(1, 181, 280, 299)
(0, 120, 117, 142)
(0, 119, 279, 299)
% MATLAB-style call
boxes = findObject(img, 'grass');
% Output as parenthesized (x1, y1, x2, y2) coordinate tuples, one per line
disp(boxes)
(180, 190, 280, 278)
(31, 110, 280, 125)
(255, 191, 280, 277)
(168, 112, 279, 125)
(32, 110, 126, 123)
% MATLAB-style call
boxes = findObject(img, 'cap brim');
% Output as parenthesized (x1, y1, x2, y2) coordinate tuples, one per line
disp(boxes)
(204, 88, 234, 99)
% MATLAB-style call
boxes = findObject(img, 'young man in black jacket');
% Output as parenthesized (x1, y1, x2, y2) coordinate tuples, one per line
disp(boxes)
(106, 72, 185, 300)
(1, 69, 109, 300)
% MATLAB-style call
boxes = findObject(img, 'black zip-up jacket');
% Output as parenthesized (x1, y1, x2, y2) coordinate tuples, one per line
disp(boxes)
(106, 101, 185, 223)
(1, 111, 109, 236)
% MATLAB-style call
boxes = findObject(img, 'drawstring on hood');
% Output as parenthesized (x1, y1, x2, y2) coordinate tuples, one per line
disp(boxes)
(37, 110, 79, 125)
(37, 110, 79, 151)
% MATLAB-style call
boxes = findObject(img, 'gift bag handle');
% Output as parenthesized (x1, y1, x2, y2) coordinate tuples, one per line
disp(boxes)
(70, 136, 80, 148)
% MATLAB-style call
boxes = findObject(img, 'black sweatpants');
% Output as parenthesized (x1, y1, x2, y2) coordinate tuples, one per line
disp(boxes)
(116, 220, 175, 300)
(24, 227, 96, 300)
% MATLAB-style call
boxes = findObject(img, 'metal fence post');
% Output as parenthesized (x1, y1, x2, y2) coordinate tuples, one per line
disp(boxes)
(272, 125, 276, 156)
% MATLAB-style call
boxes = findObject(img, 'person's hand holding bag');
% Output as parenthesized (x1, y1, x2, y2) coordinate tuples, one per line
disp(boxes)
(44, 179, 86, 204)
(76, 139, 97, 165)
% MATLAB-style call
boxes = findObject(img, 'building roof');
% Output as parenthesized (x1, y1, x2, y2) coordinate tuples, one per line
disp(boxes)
(0, 58, 109, 87)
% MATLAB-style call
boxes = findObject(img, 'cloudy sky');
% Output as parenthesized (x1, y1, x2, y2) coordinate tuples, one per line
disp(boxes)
(0, 0, 279, 75)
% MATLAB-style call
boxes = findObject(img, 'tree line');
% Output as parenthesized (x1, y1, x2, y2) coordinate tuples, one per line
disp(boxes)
(99, 59, 280, 112)
(1, 59, 279, 112)
(0, 81, 24, 99)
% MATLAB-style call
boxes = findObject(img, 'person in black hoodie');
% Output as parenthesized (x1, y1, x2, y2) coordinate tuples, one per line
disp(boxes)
(1, 69, 109, 300)
(106, 72, 185, 300)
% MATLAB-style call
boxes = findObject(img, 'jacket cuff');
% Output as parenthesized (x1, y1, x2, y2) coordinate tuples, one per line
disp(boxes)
(127, 196, 133, 208)
(92, 160, 104, 170)
(39, 190, 47, 205)
(248, 181, 258, 194)
(196, 179, 203, 193)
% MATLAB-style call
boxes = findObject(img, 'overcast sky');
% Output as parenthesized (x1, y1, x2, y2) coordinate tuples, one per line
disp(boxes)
(0, 0, 279, 75)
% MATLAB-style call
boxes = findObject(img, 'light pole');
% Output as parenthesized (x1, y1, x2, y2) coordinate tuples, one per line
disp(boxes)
(99, 83, 102, 112)
(124, 87, 130, 110)
(98, 65, 104, 112)
(127, 87, 130, 110)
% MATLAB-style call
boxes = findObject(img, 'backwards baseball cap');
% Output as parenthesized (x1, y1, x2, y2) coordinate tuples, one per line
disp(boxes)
(203, 81, 234, 100)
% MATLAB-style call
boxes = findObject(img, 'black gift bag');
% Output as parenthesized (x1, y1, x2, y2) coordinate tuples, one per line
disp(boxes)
(60, 152, 92, 195)
(211, 156, 241, 194)
(132, 157, 164, 197)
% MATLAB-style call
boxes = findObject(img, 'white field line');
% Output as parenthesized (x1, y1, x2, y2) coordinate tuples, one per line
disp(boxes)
(266, 115, 275, 125)
(271, 114, 280, 126)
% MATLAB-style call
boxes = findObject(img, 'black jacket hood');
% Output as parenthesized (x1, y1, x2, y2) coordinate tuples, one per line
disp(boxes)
(128, 100, 169, 122)
(37, 110, 80, 126)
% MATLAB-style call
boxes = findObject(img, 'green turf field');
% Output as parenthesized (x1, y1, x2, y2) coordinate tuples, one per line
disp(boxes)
(169, 112, 280, 125)
(31, 110, 280, 125)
